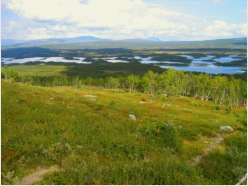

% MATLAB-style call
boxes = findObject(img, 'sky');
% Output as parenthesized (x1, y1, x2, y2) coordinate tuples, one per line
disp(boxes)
(1, 0, 247, 41)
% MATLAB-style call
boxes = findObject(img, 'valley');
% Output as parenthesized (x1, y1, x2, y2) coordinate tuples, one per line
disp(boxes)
(1, 37, 247, 185)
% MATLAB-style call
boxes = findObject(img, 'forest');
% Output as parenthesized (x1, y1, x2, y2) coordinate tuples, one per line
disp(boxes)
(2, 65, 246, 108)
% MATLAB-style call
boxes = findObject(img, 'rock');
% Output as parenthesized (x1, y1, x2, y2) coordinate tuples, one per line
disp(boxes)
(213, 120, 220, 123)
(84, 95, 97, 98)
(139, 102, 148, 104)
(50, 98, 54, 100)
(129, 114, 136, 121)
(219, 126, 233, 131)
(179, 125, 183, 128)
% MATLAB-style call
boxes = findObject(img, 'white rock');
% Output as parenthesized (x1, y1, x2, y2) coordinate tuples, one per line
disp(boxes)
(84, 95, 97, 98)
(129, 114, 136, 121)
(139, 102, 148, 104)
(219, 126, 233, 131)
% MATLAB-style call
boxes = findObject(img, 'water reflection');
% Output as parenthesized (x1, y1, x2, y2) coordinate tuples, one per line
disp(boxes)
(1, 55, 247, 75)
(214, 55, 245, 63)
(160, 65, 246, 74)
(1, 57, 90, 64)
(93, 57, 128, 63)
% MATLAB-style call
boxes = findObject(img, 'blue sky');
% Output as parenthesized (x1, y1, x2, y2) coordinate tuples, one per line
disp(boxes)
(1, 0, 247, 41)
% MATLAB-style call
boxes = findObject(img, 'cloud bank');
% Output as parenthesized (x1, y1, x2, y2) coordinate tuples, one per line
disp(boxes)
(2, 0, 247, 40)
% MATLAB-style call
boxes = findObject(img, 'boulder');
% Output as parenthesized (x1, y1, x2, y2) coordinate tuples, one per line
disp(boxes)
(84, 95, 97, 98)
(219, 126, 233, 131)
(129, 114, 136, 121)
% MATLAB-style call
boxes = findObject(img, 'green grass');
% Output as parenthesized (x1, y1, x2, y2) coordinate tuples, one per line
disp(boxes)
(1, 80, 247, 184)
(5, 65, 68, 77)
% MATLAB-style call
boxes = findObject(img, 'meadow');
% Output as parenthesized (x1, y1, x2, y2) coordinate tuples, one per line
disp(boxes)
(1, 45, 247, 184)
(1, 76, 247, 184)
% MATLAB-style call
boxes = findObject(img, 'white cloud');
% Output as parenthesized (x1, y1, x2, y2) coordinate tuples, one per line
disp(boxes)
(5, 0, 193, 32)
(213, 0, 221, 4)
(3, 0, 247, 40)
(48, 25, 68, 31)
(205, 20, 247, 37)
(236, 23, 247, 36)
(6, 21, 19, 32)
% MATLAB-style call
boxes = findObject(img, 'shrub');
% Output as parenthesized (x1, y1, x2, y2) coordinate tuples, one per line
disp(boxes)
(112, 89, 124, 93)
(191, 102, 202, 106)
(137, 121, 182, 150)
(211, 105, 220, 110)
(180, 98, 189, 102)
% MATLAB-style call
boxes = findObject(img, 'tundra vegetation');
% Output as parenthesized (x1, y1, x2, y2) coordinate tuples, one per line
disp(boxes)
(1, 63, 247, 184)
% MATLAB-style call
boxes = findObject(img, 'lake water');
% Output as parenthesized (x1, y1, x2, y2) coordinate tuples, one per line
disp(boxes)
(1, 57, 90, 64)
(135, 55, 247, 74)
(178, 54, 247, 63)
(159, 65, 246, 74)
(1, 55, 247, 74)
(93, 57, 128, 63)
(214, 55, 246, 63)
(134, 56, 159, 63)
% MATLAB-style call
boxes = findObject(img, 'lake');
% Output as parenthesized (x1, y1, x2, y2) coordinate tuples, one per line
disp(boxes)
(159, 65, 246, 74)
(1, 57, 90, 64)
(1, 55, 247, 75)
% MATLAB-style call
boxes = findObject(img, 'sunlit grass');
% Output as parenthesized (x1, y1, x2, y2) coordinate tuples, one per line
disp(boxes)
(1, 80, 246, 184)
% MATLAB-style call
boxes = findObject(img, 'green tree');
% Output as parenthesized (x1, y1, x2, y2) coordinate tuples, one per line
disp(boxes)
(127, 74, 139, 93)
(3, 66, 9, 81)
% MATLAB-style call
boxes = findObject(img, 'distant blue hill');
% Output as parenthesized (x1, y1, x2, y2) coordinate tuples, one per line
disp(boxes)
(136, 37, 162, 42)
(1, 36, 112, 47)
(146, 37, 162, 42)
(1, 39, 27, 47)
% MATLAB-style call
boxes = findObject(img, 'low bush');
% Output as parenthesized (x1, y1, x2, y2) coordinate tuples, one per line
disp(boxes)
(191, 102, 202, 106)
(211, 105, 220, 110)
(137, 121, 182, 151)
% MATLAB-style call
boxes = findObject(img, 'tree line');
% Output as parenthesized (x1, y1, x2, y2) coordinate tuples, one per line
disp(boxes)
(2, 66, 246, 108)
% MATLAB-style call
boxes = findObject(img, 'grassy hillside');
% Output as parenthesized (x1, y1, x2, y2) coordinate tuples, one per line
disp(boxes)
(1, 80, 247, 185)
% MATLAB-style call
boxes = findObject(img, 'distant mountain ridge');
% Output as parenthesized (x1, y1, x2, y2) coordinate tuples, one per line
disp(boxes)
(1, 36, 164, 47)
(1, 36, 111, 47)
(1, 37, 247, 49)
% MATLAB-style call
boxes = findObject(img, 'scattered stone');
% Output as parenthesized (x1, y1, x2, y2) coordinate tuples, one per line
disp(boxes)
(129, 114, 136, 121)
(219, 126, 233, 131)
(50, 98, 54, 100)
(84, 95, 97, 98)
(213, 120, 220, 123)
